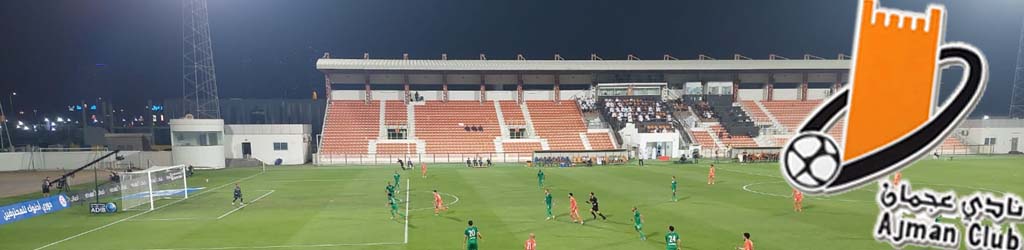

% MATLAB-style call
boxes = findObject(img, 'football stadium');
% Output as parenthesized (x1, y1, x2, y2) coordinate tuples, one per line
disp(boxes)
(1, 0, 1023, 250)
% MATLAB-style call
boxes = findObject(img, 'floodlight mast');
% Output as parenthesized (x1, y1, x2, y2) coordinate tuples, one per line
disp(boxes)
(1010, 18, 1024, 118)
(182, 0, 221, 119)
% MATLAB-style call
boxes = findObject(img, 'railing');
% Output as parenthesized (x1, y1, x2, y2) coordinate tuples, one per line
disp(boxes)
(316, 152, 536, 165)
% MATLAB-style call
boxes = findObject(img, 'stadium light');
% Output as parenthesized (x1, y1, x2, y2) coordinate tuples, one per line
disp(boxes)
(983, 115, 990, 120)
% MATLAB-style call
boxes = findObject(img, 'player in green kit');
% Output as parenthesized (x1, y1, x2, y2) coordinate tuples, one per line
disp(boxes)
(544, 189, 554, 220)
(389, 196, 403, 220)
(671, 176, 678, 202)
(464, 220, 483, 250)
(536, 169, 544, 188)
(665, 225, 681, 250)
(632, 206, 646, 240)
(393, 171, 401, 194)
(385, 181, 395, 202)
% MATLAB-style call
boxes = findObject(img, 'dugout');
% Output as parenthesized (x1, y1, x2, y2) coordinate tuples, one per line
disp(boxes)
(530, 149, 629, 167)
(729, 146, 781, 163)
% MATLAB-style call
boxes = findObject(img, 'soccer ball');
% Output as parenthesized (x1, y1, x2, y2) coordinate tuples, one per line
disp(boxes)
(782, 133, 842, 190)
(105, 202, 118, 213)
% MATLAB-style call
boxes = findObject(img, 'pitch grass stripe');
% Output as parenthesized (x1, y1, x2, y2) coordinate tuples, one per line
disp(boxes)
(403, 178, 410, 244)
(134, 242, 404, 250)
(34, 171, 265, 250)
(216, 190, 276, 220)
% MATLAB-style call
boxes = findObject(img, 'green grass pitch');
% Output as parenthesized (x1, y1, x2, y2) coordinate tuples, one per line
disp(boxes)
(1, 157, 1021, 250)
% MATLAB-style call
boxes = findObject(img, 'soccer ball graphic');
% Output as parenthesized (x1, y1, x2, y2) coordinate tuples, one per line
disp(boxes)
(782, 133, 842, 190)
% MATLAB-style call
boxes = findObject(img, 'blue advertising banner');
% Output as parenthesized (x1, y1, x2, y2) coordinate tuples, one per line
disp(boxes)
(1, 194, 71, 225)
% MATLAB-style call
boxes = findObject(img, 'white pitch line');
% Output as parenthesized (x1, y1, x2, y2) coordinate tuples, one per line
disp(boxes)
(216, 190, 275, 220)
(35, 171, 264, 250)
(134, 242, 403, 250)
(128, 218, 199, 221)
(403, 178, 410, 244)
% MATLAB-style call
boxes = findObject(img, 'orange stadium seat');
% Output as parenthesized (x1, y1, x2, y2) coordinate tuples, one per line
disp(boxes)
(320, 100, 380, 155)
(416, 101, 501, 154)
(502, 141, 543, 153)
(526, 101, 586, 150)
(586, 133, 616, 150)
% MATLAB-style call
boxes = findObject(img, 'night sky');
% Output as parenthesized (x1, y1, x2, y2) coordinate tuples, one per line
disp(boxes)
(1, 0, 1022, 117)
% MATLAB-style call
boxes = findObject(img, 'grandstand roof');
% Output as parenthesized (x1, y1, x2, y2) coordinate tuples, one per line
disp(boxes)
(316, 59, 850, 72)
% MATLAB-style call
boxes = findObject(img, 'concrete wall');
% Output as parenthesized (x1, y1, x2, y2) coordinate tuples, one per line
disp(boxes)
(0, 151, 173, 172)
(959, 127, 1024, 153)
(224, 124, 311, 165)
(524, 91, 552, 100)
(331, 90, 364, 100)
(449, 91, 480, 101)
(374, 90, 404, 101)
(807, 89, 831, 100)
(487, 91, 517, 101)
(773, 88, 799, 100)
(560, 90, 585, 100)
(738, 89, 764, 101)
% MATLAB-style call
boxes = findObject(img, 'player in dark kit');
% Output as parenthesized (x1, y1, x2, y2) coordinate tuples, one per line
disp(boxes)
(232, 183, 244, 205)
(587, 192, 607, 220)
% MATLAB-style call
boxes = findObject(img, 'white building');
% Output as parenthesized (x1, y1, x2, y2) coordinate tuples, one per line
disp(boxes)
(224, 124, 311, 165)
(956, 118, 1024, 154)
(170, 118, 226, 168)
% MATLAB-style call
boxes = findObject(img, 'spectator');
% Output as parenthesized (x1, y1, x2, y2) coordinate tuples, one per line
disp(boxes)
(41, 177, 51, 197)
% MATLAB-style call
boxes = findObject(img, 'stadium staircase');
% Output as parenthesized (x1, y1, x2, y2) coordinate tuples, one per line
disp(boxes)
(578, 132, 593, 150)
(518, 101, 538, 138)
(493, 100, 511, 139)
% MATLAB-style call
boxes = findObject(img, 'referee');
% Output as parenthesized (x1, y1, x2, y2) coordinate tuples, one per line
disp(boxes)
(587, 192, 607, 220)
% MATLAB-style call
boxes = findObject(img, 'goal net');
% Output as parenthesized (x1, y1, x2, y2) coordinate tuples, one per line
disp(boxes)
(119, 165, 189, 211)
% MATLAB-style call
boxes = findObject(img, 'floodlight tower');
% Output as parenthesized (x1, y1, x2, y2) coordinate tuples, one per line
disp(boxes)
(1010, 18, 1024, 119)
(182, 0, 221, 119)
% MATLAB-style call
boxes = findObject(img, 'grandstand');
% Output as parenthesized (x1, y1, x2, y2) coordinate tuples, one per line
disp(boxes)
(310, 55, 967, 163)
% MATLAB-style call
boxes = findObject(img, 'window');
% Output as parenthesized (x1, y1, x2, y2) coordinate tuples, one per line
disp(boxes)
(173, 131, 222, 146)
(509, 128, 526, 139)
(984, 138, 996, 145)
(387, 128, 407, 140)
(273, 142, 288, 151)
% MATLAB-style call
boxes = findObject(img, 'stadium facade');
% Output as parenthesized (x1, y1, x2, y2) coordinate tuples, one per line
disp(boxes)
(314, 55, 987, 165)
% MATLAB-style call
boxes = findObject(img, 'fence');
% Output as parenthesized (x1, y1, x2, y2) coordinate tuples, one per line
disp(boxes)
(315, 152, 536, 166)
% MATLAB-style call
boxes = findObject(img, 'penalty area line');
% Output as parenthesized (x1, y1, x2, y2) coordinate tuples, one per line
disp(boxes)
(34, 171, 265, 250)
(216, 190, 276, 220)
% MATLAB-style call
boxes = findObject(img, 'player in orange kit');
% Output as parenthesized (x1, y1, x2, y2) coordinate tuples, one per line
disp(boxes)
(433, 190, 448, 215)
(707, 164, 716, 185)
(736, 232, 754, 250)
(524, 233, 537, 250)
(792, 188, 803, 212)
(569, 193, 583, 225)
(421, 163, 428, 178)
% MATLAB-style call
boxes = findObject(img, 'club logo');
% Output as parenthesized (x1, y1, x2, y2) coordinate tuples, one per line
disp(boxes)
(58, 195, 68, 208)
(781, 0, 988, 195)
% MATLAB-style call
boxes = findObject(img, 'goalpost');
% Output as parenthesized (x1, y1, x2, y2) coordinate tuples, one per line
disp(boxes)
(119, 165, 189, 211)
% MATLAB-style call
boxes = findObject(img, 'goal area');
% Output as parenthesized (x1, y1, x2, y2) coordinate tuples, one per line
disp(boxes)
(119, 165, 189, 211)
